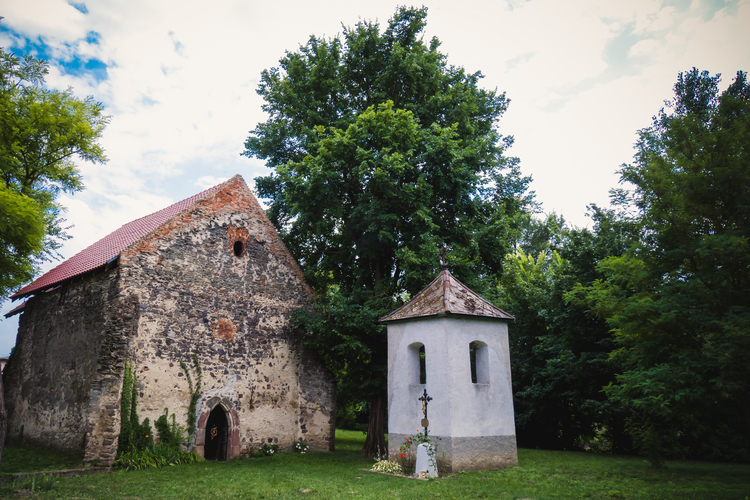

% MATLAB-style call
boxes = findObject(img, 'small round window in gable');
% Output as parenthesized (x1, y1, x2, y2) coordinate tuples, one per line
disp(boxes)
(227, 227, 250, 257)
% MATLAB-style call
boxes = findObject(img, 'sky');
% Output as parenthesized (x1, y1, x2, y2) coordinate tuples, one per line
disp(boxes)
(1, 0, 749, 355)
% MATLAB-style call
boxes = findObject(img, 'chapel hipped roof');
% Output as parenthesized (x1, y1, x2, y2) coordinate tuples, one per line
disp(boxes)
(8, 176, 237, 302)
(379, 269, 514, 323)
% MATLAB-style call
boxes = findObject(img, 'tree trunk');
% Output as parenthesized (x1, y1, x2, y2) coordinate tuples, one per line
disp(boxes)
(362, 392, 387, 458)
(740, 391, 750, 438)
(0, 372, 6, 468)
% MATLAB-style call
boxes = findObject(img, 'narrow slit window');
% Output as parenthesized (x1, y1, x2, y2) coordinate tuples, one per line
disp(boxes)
(419, 345, 426, 385)
(233, 241, 244, 257)
(408, 342, 426, 385)
(469, 342, 478, 384)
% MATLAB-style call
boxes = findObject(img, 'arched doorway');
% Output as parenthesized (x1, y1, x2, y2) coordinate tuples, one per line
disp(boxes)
(204, 406, 228, 461)
(195, 398, 240, 460)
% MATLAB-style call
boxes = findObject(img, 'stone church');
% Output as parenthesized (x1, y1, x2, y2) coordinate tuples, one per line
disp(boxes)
(2, 175, 335, 465)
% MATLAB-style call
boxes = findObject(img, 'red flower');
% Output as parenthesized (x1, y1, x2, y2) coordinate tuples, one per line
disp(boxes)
(408, 440, 412, 444)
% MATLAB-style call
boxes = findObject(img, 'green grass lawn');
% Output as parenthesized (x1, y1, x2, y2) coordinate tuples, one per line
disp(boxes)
(1, 430, 749, 499)
(1, 445, 86, 473)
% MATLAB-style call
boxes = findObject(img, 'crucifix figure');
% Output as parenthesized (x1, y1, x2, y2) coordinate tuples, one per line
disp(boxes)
(419, 388, 433, 436)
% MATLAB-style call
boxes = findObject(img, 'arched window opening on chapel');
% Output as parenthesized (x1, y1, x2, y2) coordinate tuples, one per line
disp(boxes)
(408, 342, 427, 384)
(233, 240, 244, 257)
(469, 341, 489, 384)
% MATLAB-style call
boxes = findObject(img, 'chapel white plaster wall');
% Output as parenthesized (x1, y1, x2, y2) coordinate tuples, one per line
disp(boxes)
(388, 316, 516, 439)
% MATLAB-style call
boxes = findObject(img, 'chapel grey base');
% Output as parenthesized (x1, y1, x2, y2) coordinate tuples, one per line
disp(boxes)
(390, 434, 518, 473)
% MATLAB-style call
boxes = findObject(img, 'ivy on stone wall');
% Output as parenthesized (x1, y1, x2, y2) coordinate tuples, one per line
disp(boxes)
(179, 354, 202, 441)
(114, 362, 203, 470)
(117, 361, 153, 455)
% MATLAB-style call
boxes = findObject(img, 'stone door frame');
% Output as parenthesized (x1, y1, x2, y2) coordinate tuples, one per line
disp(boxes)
(194, 397, 240, 459)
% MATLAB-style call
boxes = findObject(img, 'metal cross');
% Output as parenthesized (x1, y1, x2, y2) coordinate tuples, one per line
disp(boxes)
(437, 243, 449, 271)
(419, 388, 433, 436)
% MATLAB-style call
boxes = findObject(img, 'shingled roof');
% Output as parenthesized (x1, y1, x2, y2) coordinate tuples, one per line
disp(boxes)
(9, 176, 236, 302)
(379, 270, 514, 323)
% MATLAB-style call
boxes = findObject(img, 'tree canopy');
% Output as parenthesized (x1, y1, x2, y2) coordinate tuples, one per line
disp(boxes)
(246, 7, 532, 295)
(244, 6, 533, 455)
(571, 69, 750, 464)
(0, 47, 109, 299)
(496, 207, 637, 453)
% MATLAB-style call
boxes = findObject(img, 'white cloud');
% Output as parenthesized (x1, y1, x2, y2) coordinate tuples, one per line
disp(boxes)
(1, 0, 749, 355)
(674, 1, 750, 75)
(1, 0, 87, 41)
(629, 38, 660, 58)
(196, 176, 229, 189)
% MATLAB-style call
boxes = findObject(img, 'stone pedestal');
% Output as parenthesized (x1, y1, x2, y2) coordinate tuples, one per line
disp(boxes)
(414, 443, 438, 478)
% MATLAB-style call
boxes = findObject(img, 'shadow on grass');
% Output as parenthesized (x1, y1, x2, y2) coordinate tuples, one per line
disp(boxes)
(334, 428, 370, 453)
(0, 445, 85, 474)
(1, 431, 748, 500)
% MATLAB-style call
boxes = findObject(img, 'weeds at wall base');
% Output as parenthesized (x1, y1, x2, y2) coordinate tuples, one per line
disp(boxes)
(5, 473, 60, 493)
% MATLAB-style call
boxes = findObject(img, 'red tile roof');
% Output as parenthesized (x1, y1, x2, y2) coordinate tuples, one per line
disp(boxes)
(379, 270, 514, 323)
(10, 176, 236, 300)
(3, 300, 27, 318)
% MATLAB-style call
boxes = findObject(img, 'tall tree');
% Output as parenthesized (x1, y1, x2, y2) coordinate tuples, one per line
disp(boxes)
(0, 45, 109, 466)
(498, 207, 637, 453)
(0, 46, 110, 299)
(244, 7, 533, 455)
(572, 69, 750, 464)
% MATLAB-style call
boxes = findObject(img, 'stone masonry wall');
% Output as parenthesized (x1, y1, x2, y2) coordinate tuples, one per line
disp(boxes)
(298, 351, 336, 451)
(118, 176, 335, 456)
(3, 268, 123, 455)
(83, 294, 140, 464)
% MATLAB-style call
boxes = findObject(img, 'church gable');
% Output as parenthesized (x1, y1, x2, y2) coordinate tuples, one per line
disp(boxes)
(9, 179, 229, 300)
(2, 175, 335, 464)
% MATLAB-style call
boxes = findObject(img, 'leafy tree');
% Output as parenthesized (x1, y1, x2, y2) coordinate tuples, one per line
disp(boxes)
(244, 7, 533, 455)
(0, 42, 108, 467)
(0, 183, 47, 298)
(498, 207, 636, 453)
(0, 46, 109, 299)
(572, 69, 750, 464)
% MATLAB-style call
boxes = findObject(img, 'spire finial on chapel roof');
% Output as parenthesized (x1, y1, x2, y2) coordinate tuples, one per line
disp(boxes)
(438, 243, 449, 272)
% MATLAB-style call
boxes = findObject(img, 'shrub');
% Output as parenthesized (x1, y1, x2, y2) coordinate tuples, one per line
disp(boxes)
(132, 418, 154, 452)
(115, 362, 200, 470)
(371, 459, 404, 475)
(155, 408, 187, 449)
(257, 444, 279, 456)
(113, 443, 204, 471)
